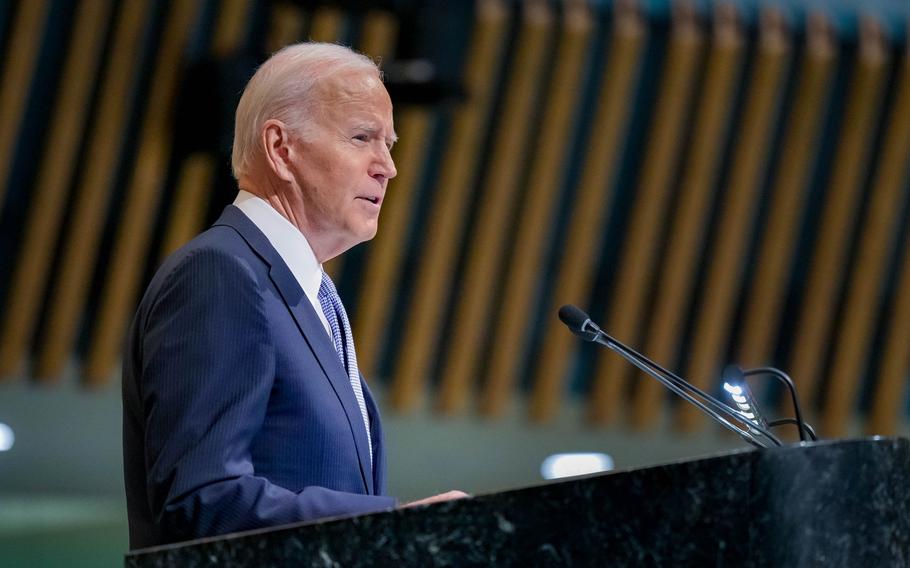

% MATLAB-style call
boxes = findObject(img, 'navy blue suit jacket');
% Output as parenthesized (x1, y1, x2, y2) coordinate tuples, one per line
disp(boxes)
(122, 206, 395, 549)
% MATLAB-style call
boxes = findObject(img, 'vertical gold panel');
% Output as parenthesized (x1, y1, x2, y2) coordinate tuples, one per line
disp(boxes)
(352, 22, 401, 320)
(479, 0, 593, 416)
(309, 6, 345, 43)
(788, 20, 890, 434)
(83, 1, 203, 384)
(587, 3, 703, 425)
(265, 1, 306, 53)
(678, 9, 791, 431)
(737, 14, 837, 368)
(159, 154, 217, 259)
(35, 0, 151, 381)
(313, 5, 349, 280)
(359, 10, 398, 60)
(390, 0, 509, 410)
(867, 38, 910, 436)
(211, 0, 251, 56)
(529, 0, 647, 422)
(869, 244, 910, 435)
(159, 0, 256, 259)
(823, 21, 902, 436)
(434, 0, 553, 415)
(0, 0, 49, 209)
(355, 109, 431, 378)
(631, 4, 744, 429)
(0, 0, 113, 378)
(347, 9, 406, 378)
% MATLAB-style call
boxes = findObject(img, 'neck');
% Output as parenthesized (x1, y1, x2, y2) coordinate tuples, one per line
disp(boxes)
(237, 175, 346, 263)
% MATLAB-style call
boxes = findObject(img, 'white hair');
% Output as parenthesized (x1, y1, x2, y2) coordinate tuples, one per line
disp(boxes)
(231, 42, 380, 179)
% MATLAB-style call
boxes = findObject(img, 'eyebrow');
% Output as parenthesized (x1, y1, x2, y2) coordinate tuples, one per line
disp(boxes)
(354, 124, 398, 144)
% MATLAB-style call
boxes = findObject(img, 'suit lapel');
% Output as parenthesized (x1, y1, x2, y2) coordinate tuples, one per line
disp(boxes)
(362, 378, 385, 494)
(284, 299, 375, 495)
(214, 206, 375, 494)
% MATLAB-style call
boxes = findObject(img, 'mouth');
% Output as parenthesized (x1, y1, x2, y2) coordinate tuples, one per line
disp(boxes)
(357, 195, 382, 206)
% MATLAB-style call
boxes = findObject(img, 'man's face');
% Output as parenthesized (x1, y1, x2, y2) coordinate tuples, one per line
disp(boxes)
(287, 71, 397, 261)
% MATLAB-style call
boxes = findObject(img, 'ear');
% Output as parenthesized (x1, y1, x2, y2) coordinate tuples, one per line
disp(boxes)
(261, 119, 296, 183)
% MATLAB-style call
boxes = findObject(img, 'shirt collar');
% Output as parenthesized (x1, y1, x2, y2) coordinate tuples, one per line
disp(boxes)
(233, 190, 323, 303)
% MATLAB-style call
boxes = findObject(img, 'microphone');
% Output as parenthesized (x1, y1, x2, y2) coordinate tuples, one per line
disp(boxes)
(558, 305, 599, 341)
(558, 304, 782, 448)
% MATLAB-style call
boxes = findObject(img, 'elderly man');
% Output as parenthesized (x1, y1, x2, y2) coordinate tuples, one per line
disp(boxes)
(122, 42, 463, 550)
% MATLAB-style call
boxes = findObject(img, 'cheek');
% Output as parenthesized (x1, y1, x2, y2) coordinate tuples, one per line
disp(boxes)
(298, 166, 335, 207)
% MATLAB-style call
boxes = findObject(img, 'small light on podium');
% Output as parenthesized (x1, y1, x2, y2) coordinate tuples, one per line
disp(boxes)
(541, 453, 614, 480)
(0, 422, 14, 451)
(722, 381, 765, 428)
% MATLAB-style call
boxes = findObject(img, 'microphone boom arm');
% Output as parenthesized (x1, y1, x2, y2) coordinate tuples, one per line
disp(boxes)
(593, 334, 782, 448)
(559, 305, 783, 448)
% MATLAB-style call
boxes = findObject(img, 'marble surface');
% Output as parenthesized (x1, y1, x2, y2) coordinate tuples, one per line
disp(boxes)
(126, 437, 910, 567)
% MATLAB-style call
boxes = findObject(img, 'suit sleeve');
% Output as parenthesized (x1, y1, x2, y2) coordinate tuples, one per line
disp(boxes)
(138, 247, 395, 542)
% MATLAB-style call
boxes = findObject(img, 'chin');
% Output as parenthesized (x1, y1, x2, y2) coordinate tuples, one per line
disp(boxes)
(355, 223, 379, 242)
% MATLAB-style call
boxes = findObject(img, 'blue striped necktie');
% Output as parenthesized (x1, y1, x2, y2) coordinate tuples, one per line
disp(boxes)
(317, 272, 372, 469)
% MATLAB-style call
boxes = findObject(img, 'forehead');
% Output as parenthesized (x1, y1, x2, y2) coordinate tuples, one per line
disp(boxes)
(315, 71, 393, 116)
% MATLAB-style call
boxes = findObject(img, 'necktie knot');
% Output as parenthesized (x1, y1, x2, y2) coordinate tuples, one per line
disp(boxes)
(318, 271, 338, 302)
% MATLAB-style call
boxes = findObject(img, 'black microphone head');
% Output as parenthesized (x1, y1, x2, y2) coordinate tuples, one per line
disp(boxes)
(558, 305, 598, 341)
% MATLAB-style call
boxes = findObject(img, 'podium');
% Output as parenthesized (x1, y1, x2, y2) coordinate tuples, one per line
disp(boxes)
(126, 437, 910, 567)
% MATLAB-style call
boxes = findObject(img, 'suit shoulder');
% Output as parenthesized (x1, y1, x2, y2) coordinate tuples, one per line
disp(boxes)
(142, 226, 266, 309)
(163, 225, 249, 266)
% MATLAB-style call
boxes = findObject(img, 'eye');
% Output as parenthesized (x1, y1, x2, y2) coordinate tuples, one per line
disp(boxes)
(353, 134, 369, 142)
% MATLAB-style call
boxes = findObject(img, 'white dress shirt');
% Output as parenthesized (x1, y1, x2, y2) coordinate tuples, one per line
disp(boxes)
(233, 190, 332, 337)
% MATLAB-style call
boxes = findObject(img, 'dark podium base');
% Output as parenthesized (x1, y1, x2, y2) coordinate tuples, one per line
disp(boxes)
(127, 437, 910, 567)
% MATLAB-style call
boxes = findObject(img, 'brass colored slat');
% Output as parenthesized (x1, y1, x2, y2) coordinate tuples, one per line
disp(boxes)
(0, 0, 113, 379)
(822, 21, 899, 437)
(309, 7, 345, 45)
(528, 0, 646, 422)
(631, 4, 744, 429)
(389, 0, 508, 410)
(159, 0, 255, 260)
(355, 108, 432, 378)
(869, 237, 910, 434)
(479, 0, 593, 416)
(156, 153, 214, 260)
(159, 154, 216, 259)
(346, 9, 404, 378)
(313, 4, 348, 280)
(265, 1, 306, 53)
(867, 40, 910, 436)
(83, 1, 203, 384)
(434, 0, 554, 415)
(359, 10, 398, 60)
(788, 20, 890, 432)
(587, 3, 704, 426)
(737, 14, 837, 368)
(211, 0, 251, 57)
(34, 0, 151, 381)
(324, 12, 398, 289)
(677, 9, 791, 431)
(0, 0, 49, 209)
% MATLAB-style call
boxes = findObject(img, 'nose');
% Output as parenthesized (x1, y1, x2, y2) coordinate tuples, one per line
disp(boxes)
(371, 145, 397, 182)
